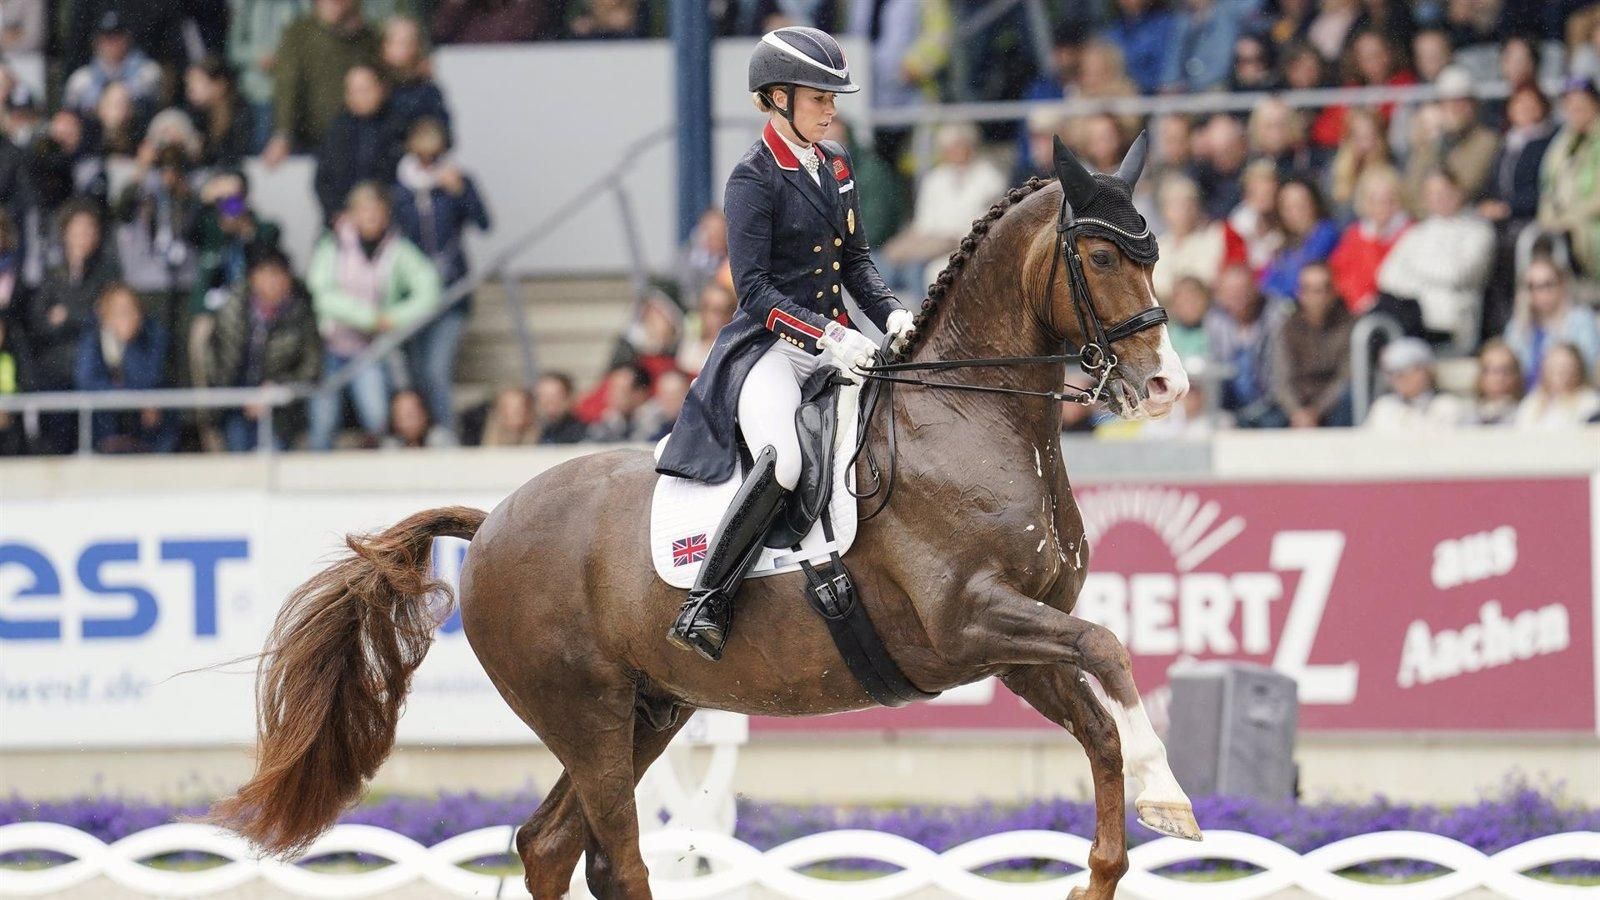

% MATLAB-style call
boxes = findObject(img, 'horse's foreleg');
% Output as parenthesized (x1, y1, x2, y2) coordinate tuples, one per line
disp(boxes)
(1066, 627, 1197, 842)
(940, 589, 1200, 841)
(1003, 665, 1127, 900)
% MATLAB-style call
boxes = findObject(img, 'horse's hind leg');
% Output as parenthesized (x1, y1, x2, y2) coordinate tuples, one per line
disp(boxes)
(518, 772, 580, 899)
(1004, 665, 1128, 900)
(519, 704, 694, 899)
(524, 679, 662, 899)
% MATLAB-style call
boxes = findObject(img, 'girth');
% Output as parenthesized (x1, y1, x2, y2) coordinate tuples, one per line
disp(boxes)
(798, 504, 939, 708)
(760, 372, 938, 708)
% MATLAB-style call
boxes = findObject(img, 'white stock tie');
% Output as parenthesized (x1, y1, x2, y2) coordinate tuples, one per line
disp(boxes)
(800, 148, 821, 184)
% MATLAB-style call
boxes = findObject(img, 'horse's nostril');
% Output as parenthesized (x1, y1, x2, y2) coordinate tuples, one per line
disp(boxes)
(1147, 375, 1172, 401)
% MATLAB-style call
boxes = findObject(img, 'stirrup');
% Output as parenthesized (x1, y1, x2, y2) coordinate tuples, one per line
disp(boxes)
(667, 590, 731, 661)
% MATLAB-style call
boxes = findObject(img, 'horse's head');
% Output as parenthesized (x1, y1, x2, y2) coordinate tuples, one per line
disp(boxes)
(1046, 133, 1189, 420)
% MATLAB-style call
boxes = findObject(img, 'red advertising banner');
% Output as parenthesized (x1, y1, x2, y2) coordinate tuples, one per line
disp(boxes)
(752, 477, 1596, 734)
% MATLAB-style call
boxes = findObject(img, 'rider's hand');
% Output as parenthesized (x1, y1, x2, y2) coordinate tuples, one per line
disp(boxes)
(885, 308, 917, 354)
(817, 321, 878, 384)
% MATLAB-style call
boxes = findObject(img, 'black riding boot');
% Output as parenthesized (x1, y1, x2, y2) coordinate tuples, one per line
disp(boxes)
(667, 446, 788, 661)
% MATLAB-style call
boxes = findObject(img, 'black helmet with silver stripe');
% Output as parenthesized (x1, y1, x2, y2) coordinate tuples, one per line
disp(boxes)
(748, 27, 859, 95)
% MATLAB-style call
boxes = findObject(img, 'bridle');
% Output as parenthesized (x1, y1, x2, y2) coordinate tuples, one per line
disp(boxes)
(847, 193, 1169, 518)
(855, 195, 1166, 406)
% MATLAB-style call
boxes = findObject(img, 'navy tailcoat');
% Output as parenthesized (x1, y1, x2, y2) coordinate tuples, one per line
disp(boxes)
(656, 122, 902, 484)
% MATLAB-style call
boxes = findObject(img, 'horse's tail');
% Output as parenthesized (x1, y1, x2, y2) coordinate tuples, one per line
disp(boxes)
(208, 505, 488, 858)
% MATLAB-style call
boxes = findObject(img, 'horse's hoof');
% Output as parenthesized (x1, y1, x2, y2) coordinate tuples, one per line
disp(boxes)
(1067, 888, 1089, 900)
(1136, 799, 1203, 841)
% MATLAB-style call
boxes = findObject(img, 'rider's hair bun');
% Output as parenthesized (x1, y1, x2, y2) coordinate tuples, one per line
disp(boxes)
(751, 91, 774, 113)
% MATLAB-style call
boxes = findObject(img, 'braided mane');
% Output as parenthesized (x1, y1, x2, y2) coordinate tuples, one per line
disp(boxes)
(889, 176, 1053, 364)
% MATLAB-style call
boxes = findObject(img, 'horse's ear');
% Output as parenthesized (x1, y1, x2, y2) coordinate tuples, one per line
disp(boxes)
(1116, 130, 1149, 189)
(1053, 135, 1098, 211)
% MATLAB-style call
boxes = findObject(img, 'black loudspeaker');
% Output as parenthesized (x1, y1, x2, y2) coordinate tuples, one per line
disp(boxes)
(1166, 662, 1299, 801)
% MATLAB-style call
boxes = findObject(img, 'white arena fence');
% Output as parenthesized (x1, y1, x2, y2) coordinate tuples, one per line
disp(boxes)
(1, 823, 1597, 899)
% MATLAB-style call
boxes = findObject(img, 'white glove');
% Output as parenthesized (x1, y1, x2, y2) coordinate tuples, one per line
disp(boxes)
(885, 308, 917, 354)
(817, 321, 879, 384)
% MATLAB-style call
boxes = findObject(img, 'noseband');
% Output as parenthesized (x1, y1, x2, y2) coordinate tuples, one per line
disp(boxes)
(848, 193, 1168, 518)
(856, 194, 1167, 407)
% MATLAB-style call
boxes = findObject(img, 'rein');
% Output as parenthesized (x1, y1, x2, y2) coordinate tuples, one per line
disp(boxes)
(846, 193, 1169, 520)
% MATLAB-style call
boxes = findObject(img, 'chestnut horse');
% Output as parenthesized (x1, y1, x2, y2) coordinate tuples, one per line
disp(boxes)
(212, 137, 1200, 900)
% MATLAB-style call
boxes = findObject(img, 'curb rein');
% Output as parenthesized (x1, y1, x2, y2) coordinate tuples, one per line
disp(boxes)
(845, 195, 1169, 519)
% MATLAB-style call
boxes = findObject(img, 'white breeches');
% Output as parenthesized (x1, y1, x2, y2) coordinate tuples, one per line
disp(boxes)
(738, 339, 829, 491)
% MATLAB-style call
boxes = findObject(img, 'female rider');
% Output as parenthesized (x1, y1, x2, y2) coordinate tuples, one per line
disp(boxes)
(658, 26, 916, 662)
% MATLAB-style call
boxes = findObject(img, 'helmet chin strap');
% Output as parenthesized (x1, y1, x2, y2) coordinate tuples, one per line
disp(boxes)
(763, 85, 814, 145)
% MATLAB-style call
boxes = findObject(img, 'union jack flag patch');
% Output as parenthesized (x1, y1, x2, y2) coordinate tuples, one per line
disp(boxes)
(672, 533, 708, 566)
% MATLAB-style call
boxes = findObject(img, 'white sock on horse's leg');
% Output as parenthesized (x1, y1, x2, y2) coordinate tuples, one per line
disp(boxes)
(1106, 696, 1185, 802)
(1097, 684, 1202, 840)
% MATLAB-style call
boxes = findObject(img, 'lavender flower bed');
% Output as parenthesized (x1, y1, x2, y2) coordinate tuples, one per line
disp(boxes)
(2, 781, 1595, 880)
(735, 784, 1600, 879)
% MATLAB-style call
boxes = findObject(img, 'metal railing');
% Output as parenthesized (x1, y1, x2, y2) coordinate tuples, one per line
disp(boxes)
(870, 76, 1528, 129)
(1351, 313, 1405, 426)
(0, 385, 297, 454)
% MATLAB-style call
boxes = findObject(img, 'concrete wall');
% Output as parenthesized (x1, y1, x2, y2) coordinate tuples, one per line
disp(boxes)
(229, 38, 874, 278)
(6, 733, 1596, 806)
(3, 428, 1595, 501)
(431, 41, 765, 277)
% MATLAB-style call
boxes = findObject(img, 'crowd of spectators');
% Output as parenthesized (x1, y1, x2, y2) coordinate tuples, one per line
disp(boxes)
(0, 0, 879, 455)
(0, 0, 509, 454)
(4, 0, 1600, 458)
(734, 0, 1600, 437)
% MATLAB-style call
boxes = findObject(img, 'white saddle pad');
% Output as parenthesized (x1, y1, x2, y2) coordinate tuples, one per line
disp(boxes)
(650, 383, 861, 589)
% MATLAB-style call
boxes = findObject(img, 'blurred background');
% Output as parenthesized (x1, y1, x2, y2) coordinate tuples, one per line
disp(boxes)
(0, 0, 1598, 896)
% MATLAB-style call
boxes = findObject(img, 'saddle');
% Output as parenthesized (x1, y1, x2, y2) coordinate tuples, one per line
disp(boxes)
(762, 367, 842, 550)
(651, 386, 859, 586)
(649, 372, 938, 708)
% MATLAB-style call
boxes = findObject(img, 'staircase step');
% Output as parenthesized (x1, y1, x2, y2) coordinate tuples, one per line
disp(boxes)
(456, 275, 638, 391)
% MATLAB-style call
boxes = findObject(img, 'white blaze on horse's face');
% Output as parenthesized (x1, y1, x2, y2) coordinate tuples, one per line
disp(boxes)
(1135, 321, 1190, 419)
(1111, 280, 1189, 420)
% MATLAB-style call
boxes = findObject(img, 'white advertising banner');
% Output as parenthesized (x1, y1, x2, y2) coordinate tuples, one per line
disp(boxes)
(0, 491, 544, 749)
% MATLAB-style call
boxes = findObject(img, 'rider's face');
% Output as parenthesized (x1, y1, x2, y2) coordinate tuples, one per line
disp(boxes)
(778, 88, 836, 142)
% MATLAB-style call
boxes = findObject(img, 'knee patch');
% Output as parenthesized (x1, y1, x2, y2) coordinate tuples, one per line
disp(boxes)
(773, 452, 802, 491)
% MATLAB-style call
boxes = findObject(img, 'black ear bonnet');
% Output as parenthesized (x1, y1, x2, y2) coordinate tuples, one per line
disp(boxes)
(1052, 132, 1159, 265)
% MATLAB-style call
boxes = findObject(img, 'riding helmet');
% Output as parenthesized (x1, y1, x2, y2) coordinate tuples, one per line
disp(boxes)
(748, 27, 859, 95)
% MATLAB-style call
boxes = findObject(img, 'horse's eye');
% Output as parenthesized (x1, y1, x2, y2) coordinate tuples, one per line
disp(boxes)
(1091, 250, 1113, 267)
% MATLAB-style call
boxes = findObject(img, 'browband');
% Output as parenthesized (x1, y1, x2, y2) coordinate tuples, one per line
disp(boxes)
(1070, 219, 1160, 266)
